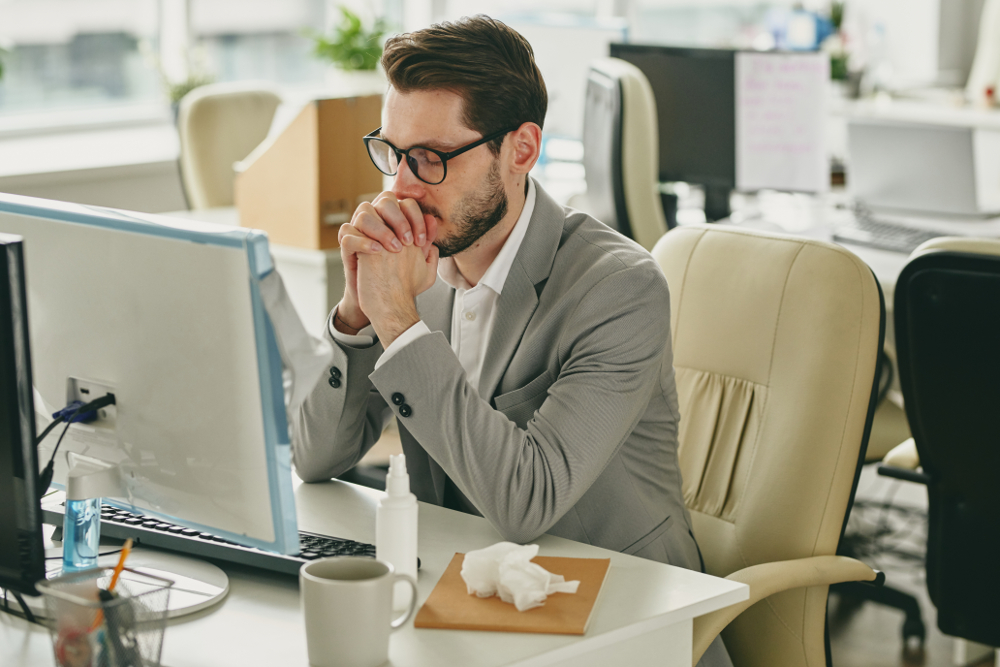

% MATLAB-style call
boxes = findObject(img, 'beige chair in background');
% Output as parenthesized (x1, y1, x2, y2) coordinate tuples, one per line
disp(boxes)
(574, 57, 668, 250)
(177, 82, 281, 209)
(651, 225, 886, 667)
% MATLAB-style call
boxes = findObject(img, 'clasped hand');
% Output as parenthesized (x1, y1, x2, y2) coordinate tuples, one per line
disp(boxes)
(336, 192, 440, 347)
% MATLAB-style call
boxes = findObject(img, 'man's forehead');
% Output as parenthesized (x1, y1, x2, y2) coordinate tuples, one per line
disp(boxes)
(382, 87, 477, 149)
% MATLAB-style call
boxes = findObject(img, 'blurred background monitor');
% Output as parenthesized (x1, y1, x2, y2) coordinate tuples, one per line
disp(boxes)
(0, 234, 45, 599)
(610, 44, 736, 189)
(610, 43, 828, 221)
(610, 43, 735, 223)
(0, 193, 298, 557)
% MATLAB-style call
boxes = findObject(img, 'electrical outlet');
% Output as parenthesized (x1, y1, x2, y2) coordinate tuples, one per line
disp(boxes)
(65, 377, 117, 429)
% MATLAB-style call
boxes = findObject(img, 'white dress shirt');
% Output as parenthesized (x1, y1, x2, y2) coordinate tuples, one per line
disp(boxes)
(330, 180, 537, 396)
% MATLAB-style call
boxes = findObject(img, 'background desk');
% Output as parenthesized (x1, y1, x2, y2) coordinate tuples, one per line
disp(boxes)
(3, 478, 748, 667)
(723, 190, 1000, 298)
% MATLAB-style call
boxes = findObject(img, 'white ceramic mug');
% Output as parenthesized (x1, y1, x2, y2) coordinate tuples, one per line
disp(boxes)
(300, 557, 418, 667)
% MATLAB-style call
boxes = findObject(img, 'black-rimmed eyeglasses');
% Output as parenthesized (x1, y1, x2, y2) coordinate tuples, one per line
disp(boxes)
(363, 126, 518, 185)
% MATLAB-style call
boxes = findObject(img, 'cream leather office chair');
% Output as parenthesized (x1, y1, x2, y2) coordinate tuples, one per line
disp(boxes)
(577, 57, 668, 250)
(651, 225, 885, 667)
(177, 82, 281, 209)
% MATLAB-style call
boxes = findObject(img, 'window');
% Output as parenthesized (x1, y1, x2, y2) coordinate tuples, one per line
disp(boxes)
(0, 0, 379, 127)
(190, 0, 327, 85)
(0, 0, 160, 120)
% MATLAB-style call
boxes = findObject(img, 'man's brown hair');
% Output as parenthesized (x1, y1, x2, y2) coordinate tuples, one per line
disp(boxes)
(381, 15, 547, 156)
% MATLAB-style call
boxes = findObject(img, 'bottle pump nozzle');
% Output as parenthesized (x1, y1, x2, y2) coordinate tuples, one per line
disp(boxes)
(386, 454, 410, 497)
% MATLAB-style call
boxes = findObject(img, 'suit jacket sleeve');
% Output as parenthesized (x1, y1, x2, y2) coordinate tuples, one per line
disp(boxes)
(368, 263, 671, 544)
(290, 317, 392, 482)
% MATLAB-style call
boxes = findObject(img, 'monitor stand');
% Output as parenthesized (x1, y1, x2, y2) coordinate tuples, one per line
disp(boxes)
(97, 546, 230, 618)
(14, 534, 230, 620)
(704, 185, 733, 222)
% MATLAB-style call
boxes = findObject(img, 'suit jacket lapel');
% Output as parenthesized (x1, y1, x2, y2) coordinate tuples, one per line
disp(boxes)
(478, 180, 564, 400)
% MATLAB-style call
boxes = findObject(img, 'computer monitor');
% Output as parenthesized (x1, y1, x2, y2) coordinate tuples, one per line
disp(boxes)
(0, 234, 45, 598)
(609, 43, 828, 221)
(610, 44, 736, 220)
(0, 193, 298, 556)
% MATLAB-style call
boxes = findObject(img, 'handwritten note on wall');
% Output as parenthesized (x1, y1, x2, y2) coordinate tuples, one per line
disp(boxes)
(736, 52, 828, 193)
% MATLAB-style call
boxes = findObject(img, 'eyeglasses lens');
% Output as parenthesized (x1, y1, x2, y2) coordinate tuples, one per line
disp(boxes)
(367, 139, 398, 176)
(367, 139, 446, 184)
(406, 148, 445, 184)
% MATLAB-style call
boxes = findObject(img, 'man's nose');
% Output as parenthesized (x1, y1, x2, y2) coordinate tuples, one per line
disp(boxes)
(391, 157, 426, 200)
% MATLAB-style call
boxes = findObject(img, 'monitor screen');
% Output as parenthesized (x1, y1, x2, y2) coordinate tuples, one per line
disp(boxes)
(610, 43, 736, 188)
(0, 194, 298, 556)
(0, 234, 45, 596)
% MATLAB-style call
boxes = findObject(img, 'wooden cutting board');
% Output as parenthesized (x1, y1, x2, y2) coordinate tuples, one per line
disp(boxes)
(413, 553, 611, 635)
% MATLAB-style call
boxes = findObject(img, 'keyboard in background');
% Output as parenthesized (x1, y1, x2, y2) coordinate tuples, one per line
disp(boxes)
(42, 502, 381, 576)
(833, 215, 947, 255)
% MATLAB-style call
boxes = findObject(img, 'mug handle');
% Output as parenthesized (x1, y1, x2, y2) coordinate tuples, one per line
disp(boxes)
(390, 574, 419, 630)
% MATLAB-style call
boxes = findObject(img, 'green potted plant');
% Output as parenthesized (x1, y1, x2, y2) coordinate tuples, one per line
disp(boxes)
(311, 7, 387, 71)
(309, 6, 388, 93)
(0, 47, 7, 80)
(827, 2, 848, 82)
(821, 1, 862, 99)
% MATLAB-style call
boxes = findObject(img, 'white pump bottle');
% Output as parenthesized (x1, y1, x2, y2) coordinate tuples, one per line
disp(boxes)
(376, 453, 418, 610)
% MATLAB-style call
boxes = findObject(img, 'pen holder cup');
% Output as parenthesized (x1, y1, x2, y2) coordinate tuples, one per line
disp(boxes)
(36, 566, 174, 667)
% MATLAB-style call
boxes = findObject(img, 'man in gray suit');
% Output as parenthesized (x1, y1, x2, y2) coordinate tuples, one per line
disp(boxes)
(292, 15, 730, 666)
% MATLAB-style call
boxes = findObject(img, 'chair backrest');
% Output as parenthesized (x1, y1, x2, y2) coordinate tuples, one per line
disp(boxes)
(652, 225, 883, 667)
(581, 58, 668, 251)
(894, 237, 1000, 647)
(178, 82, 281, 209)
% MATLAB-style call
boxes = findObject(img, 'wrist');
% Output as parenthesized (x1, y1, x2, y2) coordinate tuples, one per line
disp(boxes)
(334, 301, 370, 334)
(371, 303, 420, 349)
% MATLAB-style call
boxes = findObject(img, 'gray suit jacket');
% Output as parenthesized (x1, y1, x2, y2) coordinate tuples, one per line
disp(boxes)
(292, 180, 702, 571)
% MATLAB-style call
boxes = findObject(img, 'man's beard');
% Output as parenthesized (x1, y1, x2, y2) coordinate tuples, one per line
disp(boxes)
(424, 160, 508, 259)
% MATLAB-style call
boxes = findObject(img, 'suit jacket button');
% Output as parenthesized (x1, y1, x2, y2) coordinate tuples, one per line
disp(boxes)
(330, 366, 342, 379)
(398, 404, 412, 418)
(391, 392, 405, 406)
(328, 377, 341, 388)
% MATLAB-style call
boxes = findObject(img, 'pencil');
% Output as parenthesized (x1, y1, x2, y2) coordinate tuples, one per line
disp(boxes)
(88, 538, 133, 632)
(107, 538, 133, 592)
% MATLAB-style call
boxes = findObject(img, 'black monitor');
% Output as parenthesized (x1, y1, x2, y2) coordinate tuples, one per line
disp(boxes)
(610, 44, 736, 221)
(0, 233, 45, 598)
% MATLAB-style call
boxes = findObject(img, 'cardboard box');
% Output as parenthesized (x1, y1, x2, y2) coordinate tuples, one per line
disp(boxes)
(235, 95, 383, 249)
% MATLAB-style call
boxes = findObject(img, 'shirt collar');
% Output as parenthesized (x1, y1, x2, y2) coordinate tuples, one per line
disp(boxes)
(438, 179, 536, 294)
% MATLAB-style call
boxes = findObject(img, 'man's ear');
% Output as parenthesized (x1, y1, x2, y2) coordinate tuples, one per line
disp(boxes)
(507, 122, 542, 175)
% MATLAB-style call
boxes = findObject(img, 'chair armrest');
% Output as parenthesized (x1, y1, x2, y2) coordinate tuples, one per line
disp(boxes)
(691, 556, 881, 665)
(877, 438, 930, 484)
(877, 464, 930, 484)
(882, 438, 919, 469)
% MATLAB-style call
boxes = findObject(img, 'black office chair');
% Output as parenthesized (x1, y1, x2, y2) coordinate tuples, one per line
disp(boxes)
(879, 239, 1000, 647)
(577, 58, 671, 250)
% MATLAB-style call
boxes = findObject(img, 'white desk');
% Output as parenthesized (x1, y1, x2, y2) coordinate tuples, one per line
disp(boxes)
(2, 478, 748, 667)
(721, 189, 1000, 302)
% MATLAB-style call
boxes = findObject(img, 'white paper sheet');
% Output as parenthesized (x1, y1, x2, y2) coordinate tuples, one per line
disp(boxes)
(736, 51, 829, 193)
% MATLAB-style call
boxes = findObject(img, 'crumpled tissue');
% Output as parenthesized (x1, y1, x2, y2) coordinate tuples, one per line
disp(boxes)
(460, 542, 580, 611)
